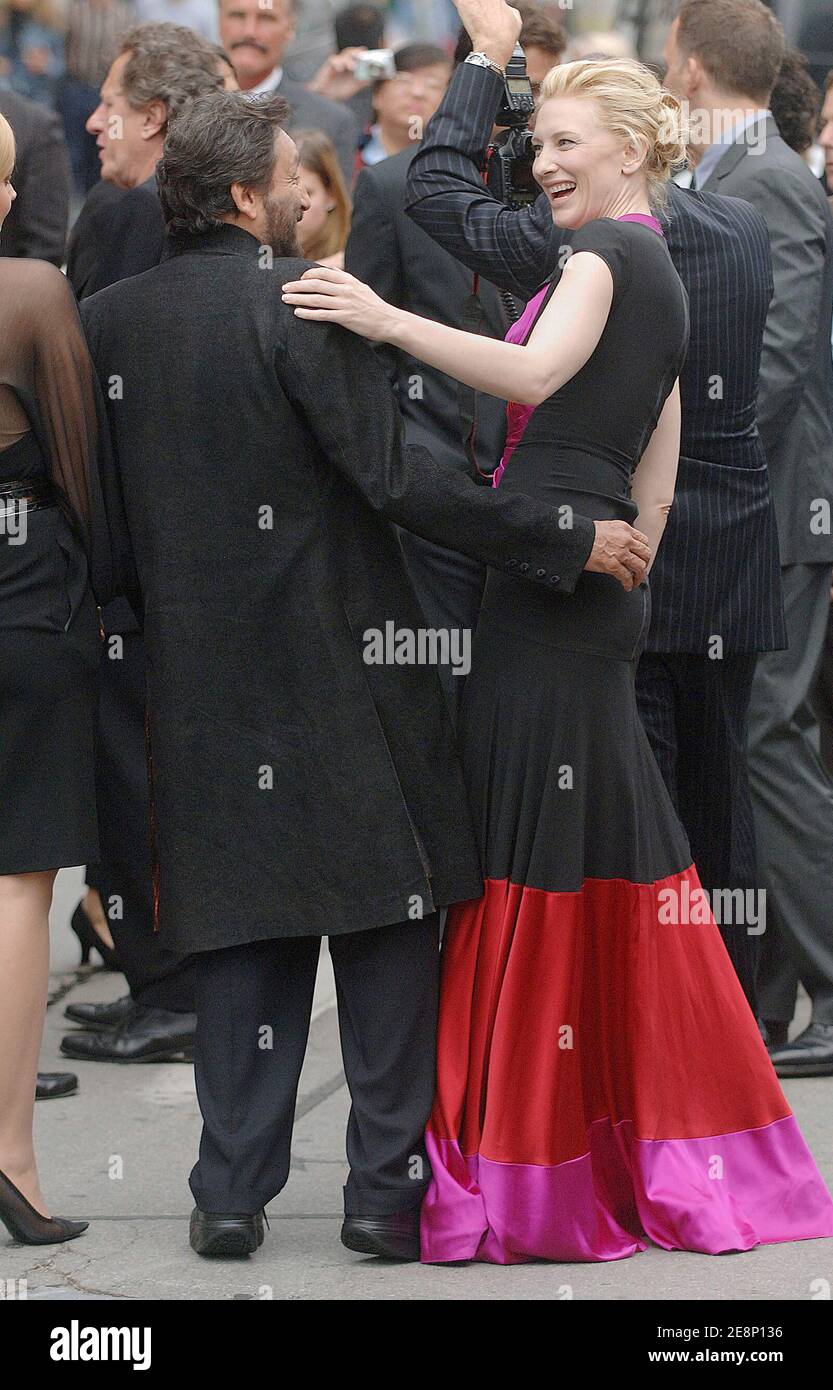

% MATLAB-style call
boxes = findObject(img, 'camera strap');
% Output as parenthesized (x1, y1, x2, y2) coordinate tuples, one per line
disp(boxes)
(458, 273, 502, 484)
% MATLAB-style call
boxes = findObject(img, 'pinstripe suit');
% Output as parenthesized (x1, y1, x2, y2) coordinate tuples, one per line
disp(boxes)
(700, 120, 833, 1028)
(405, 61, 786, 1001)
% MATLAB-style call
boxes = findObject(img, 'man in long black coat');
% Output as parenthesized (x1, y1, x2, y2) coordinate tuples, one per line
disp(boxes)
(80, 90, 650, 1261)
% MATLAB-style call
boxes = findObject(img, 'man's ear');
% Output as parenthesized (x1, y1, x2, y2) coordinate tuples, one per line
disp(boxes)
(682, 53, 705, 99)
(141, 99, 168, 141)
(230, 181, 259, 221)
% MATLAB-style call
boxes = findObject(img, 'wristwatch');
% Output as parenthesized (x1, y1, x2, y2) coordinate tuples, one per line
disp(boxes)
(464, 51, 506, 79)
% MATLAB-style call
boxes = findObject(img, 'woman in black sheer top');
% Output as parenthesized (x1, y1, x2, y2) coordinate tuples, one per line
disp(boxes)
(0, 111, 108, 1244)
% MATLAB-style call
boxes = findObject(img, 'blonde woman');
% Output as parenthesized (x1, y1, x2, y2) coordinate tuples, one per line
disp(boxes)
(0, 110, 104, 1244)
(294, 127, 352, 269)
(282, 55, 833, 1262)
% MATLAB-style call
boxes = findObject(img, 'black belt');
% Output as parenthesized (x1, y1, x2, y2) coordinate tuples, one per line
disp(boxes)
(0, 476, 57, 512)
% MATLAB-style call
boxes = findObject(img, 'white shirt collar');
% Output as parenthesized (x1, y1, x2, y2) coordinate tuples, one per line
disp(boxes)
(247, 65, 284, 97)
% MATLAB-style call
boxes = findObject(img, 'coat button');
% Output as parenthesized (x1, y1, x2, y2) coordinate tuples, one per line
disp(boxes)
(519, 562, 529, 573)
(505, 558, 517, 570)
(549, 574, 561, 585)
(536, 568, 546, 577)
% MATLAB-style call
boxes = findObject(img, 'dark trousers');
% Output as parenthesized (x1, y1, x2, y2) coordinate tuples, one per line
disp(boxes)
(636, 650, 760, 1007)
(748, 563, 833, 1025)
(94, 624, 197, 1011)
(396, 528, 485, 723)
(188, 913, 440, 1216)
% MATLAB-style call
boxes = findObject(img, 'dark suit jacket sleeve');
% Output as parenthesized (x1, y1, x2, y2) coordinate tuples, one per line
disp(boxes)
(281, 310, 595, 594)
(738, 165, 829, 453)
(405, 61, 560, 300)
(344, 167, 405, 387)
(14, 107, 69, 264)
(79, 295, 144, 622)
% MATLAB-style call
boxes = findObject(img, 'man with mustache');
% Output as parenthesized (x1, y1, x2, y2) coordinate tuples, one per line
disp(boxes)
(218, 0, 359, 185)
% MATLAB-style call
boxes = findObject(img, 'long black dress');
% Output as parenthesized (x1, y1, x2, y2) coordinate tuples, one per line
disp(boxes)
(421, 217, 833, 1263)
(0, 259, 105, 873)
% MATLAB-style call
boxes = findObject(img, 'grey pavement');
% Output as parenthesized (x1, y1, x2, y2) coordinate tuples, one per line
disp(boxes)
(3, 872, 832, 1301)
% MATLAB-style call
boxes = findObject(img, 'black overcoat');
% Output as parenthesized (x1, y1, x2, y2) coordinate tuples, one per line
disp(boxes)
(80, 224, 594, 955)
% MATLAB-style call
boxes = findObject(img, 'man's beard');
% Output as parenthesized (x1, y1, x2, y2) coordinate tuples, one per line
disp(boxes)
(263, 193, 303, 257)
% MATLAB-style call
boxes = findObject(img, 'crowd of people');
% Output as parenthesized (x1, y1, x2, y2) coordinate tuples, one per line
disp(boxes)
(1, 0, 833, 1269)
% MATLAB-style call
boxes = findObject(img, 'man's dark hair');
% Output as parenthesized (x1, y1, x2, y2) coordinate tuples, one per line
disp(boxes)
(335, 3, 384, 51)
(454, 2, 567, 67)
(118, 23, 224, 121)
(770, 46, 822, 154)
(157, 91, 290, 236)
(675, 0, 785, 104)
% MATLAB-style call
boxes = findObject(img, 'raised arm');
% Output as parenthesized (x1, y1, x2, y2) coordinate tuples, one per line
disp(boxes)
(629, 379, 681, 568)
(282, 249, 614, 407)
(405, 60, 561, 300)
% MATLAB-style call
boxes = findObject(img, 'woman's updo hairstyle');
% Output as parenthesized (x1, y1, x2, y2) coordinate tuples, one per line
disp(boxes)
(538, 58, 688, 213)
(0, 112, 15, 184)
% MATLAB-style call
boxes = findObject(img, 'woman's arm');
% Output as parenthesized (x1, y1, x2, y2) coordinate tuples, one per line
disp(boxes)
(280, 252, 614, 407)
(629, 379, 681, 570)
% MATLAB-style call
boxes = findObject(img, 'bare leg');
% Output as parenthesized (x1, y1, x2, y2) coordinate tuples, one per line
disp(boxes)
(0, 870, 55, 1216)
(83, 886, 114, 953)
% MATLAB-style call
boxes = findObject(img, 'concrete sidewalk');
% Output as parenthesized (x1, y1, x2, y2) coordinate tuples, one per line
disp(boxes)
(3, 893, 833, 1301)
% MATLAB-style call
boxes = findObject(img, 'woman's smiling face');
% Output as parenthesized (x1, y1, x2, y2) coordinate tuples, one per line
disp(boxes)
(531, 94, 636, 230)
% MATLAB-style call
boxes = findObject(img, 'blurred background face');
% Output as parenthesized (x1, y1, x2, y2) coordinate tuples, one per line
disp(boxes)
(297, 163, 333, 252)
(821, 83, 833, 188)
(219, 0, 296, 89)
(531, 94, 635, 230)
(86, 51, 161, 186)
(373, 62, 450, 139)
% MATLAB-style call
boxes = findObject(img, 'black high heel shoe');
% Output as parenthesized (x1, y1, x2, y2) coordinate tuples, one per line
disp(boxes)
(70, 902, 120, 971)
(0, 1167, 88, 1245)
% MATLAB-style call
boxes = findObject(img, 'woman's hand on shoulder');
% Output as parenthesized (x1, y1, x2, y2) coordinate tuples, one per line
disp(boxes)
(281, 266, 402, 343)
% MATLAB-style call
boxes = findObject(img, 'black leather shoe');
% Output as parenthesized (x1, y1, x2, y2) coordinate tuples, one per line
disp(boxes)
(758, 1018, 789, 1051)
(189, 1207, 265, 1258)
(60, 1005, 196, 1063)
(35, 1072, 78, 1101)
(769, 1022, 833, 1077)
(341, 1211, 421, 1261)
(64, 994, 136, 1032)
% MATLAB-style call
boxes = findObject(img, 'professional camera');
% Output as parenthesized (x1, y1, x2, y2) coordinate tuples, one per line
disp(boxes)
(484, 45, 538, 209)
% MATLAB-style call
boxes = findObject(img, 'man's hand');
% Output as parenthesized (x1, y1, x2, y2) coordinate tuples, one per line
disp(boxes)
(584, 521, 651, 591)
(455, 0, 522, 71)
(307, 47, 370, 100)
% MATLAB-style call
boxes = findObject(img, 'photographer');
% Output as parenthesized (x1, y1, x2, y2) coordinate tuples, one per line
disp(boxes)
(404, 0, 785, 1008)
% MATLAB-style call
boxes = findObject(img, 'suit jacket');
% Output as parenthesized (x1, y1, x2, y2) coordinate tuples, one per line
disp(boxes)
(404, 61, 786, 655)
(272, 73, 360, 188)
(0, 87, 69, 265)
(345, 146, 509, 478)
(66, 175, 165, 302)
(79, 224, 596, 954)
(700, 114, 833, 568)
